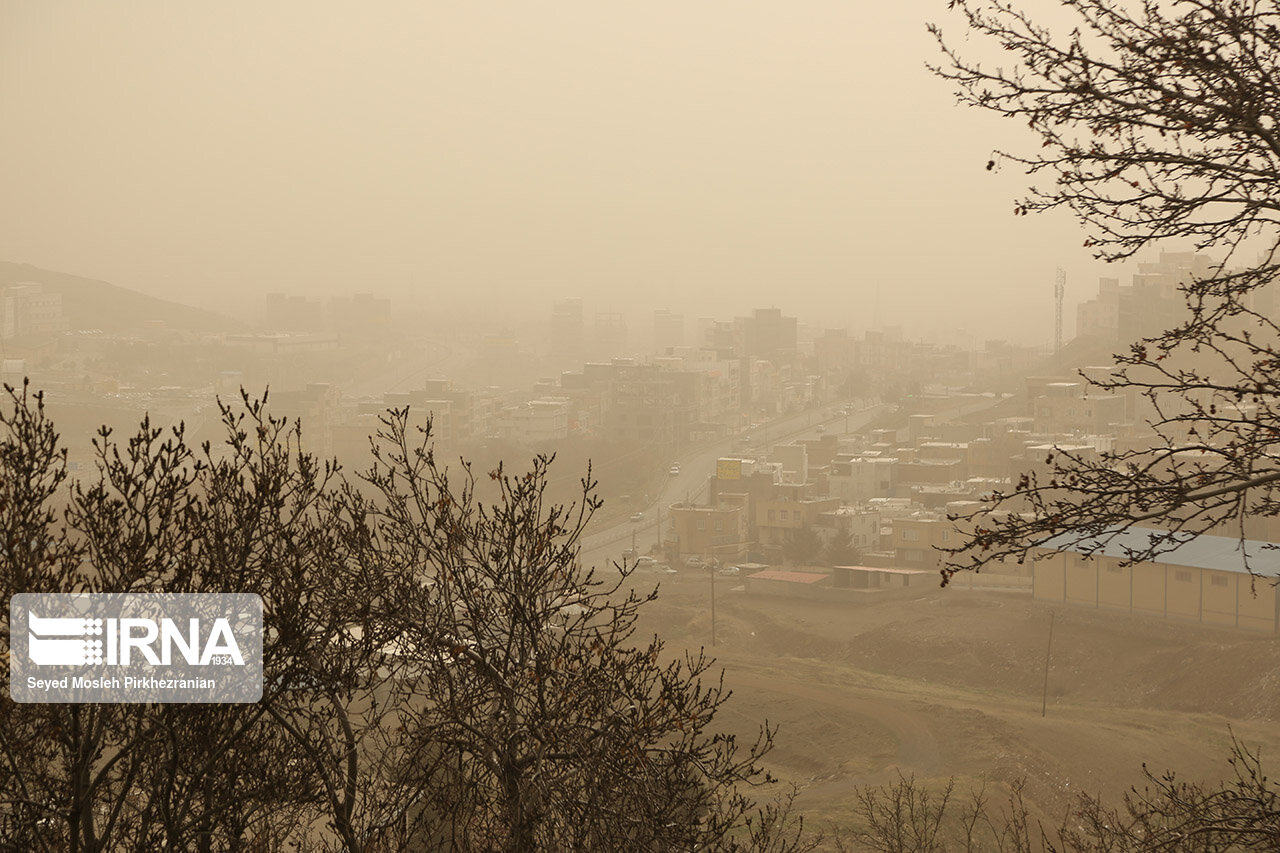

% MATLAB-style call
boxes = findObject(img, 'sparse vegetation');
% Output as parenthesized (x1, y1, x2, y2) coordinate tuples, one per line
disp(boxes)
(839, 737, 1280, 852)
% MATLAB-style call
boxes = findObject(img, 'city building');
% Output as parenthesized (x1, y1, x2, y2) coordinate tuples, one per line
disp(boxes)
(653, 309, 685, 351)
(550, 298, 585, 363)
(2, 283, 66, 340)
(497, 397, 571, 445)
(1076, 251, 1208, 344)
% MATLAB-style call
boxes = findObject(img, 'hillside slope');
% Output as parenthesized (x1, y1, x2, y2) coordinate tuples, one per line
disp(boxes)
(0, 261, 244, 333)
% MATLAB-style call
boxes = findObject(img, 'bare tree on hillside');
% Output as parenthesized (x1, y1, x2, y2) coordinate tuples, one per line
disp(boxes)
(0, 386, 817, 852)
(931, 0, 1280, 579)
(840, 738, 1280, 852)
(0, 386, 324, 851)
(356, 410, 817, 852)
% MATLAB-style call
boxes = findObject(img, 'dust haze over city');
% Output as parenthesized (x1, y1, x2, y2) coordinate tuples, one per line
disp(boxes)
(4, 2, 1280, 851)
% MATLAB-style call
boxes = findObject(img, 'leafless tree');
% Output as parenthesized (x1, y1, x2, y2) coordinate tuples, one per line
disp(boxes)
(1, 387, 816, 852)
(1, 385, 323, 851)
(355, 409, 816, 852)
(930, 0, 1280, 579)
(840, 738, 1280, 851)
(835, 774, 1038, 853)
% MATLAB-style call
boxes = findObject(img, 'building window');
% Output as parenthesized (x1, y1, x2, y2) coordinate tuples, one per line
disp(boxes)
(697, 519, 706, 531)
(902, 529, 919, 542)
(714, 519, 722, 531)
(1174, 569, 1192, 583)
(780, 510, 789, 521)
(1210, 575, 1229, 588)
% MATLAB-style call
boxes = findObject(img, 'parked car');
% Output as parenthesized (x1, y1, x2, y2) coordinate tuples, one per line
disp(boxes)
(635, 555, 657, 567)
(718, 566, 741, 577)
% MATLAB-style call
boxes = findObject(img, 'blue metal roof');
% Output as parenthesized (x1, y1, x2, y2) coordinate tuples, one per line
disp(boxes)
(1040, 527, 1280, 575)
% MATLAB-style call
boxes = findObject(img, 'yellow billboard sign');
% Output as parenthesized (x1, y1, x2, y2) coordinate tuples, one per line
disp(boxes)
(716, 458, 742, 480)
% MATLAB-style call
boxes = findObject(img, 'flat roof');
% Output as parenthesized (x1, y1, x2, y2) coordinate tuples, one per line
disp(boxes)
(833, 565, 934, 575)
(1040, 527, 1279, 575)
(746, 570, 829, 584)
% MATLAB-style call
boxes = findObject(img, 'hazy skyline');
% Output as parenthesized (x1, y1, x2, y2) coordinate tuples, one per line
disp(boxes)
(2, 1, 1114, 345)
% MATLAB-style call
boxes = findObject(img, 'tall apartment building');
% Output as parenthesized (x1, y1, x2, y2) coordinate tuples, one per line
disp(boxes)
(550, 298, 584, 362)
(653, 309, 685, 352)
(603, 362, 699, 446)
(741, 308, 798, 359)
(497, 398, 571, 444)
(1076, 251, 1209, 344)
(592, 311, 628, 361)
(2, 283, 66, 340)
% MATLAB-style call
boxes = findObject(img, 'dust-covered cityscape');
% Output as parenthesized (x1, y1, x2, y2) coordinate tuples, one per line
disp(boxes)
(4, 2, 1280, 851)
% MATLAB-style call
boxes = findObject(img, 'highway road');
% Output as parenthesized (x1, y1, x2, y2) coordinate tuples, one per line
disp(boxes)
(576, 400, 889, 572)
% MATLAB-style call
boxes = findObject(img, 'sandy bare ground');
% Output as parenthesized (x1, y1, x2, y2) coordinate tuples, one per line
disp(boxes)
(632, 573, 1280, 837)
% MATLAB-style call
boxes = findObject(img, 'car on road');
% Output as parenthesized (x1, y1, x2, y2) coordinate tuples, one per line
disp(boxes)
(635, 555, 657, 567)
(668, 463, 681, 476)
(630, 512, 644, 522)
(717, 566, 741, 577)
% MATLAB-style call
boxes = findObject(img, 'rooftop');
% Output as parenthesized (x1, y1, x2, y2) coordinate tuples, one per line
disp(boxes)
(746, 570, 829, 584)
(1040, 527, 1279, 575)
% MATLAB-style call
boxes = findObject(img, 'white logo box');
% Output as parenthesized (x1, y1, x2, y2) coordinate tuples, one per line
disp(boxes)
(10, 593, 262, 703)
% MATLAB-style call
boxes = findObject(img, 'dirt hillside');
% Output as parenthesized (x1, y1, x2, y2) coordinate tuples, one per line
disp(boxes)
(634, 574, 1280, 839)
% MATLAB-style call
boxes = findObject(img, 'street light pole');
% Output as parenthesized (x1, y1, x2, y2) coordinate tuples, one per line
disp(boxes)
(710, 562, 717, 647)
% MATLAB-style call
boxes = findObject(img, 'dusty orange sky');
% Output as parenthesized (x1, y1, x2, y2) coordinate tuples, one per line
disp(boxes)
(1, 1, 1109, 344)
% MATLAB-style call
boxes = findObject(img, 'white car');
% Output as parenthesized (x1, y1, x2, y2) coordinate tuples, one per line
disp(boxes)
(669, 463, 681, 476)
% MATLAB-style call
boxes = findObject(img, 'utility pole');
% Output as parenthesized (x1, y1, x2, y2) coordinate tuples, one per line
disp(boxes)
(1054, 268, 1066, 356)
(1041, 610, 1055, 717)
(710, 562, 717, 646)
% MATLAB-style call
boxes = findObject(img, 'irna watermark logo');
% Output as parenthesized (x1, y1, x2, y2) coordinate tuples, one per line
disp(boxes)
(10, 593, 262, 703)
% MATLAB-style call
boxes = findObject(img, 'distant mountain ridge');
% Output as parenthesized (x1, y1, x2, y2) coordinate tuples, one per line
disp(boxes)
(0, 262, 245, 333)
